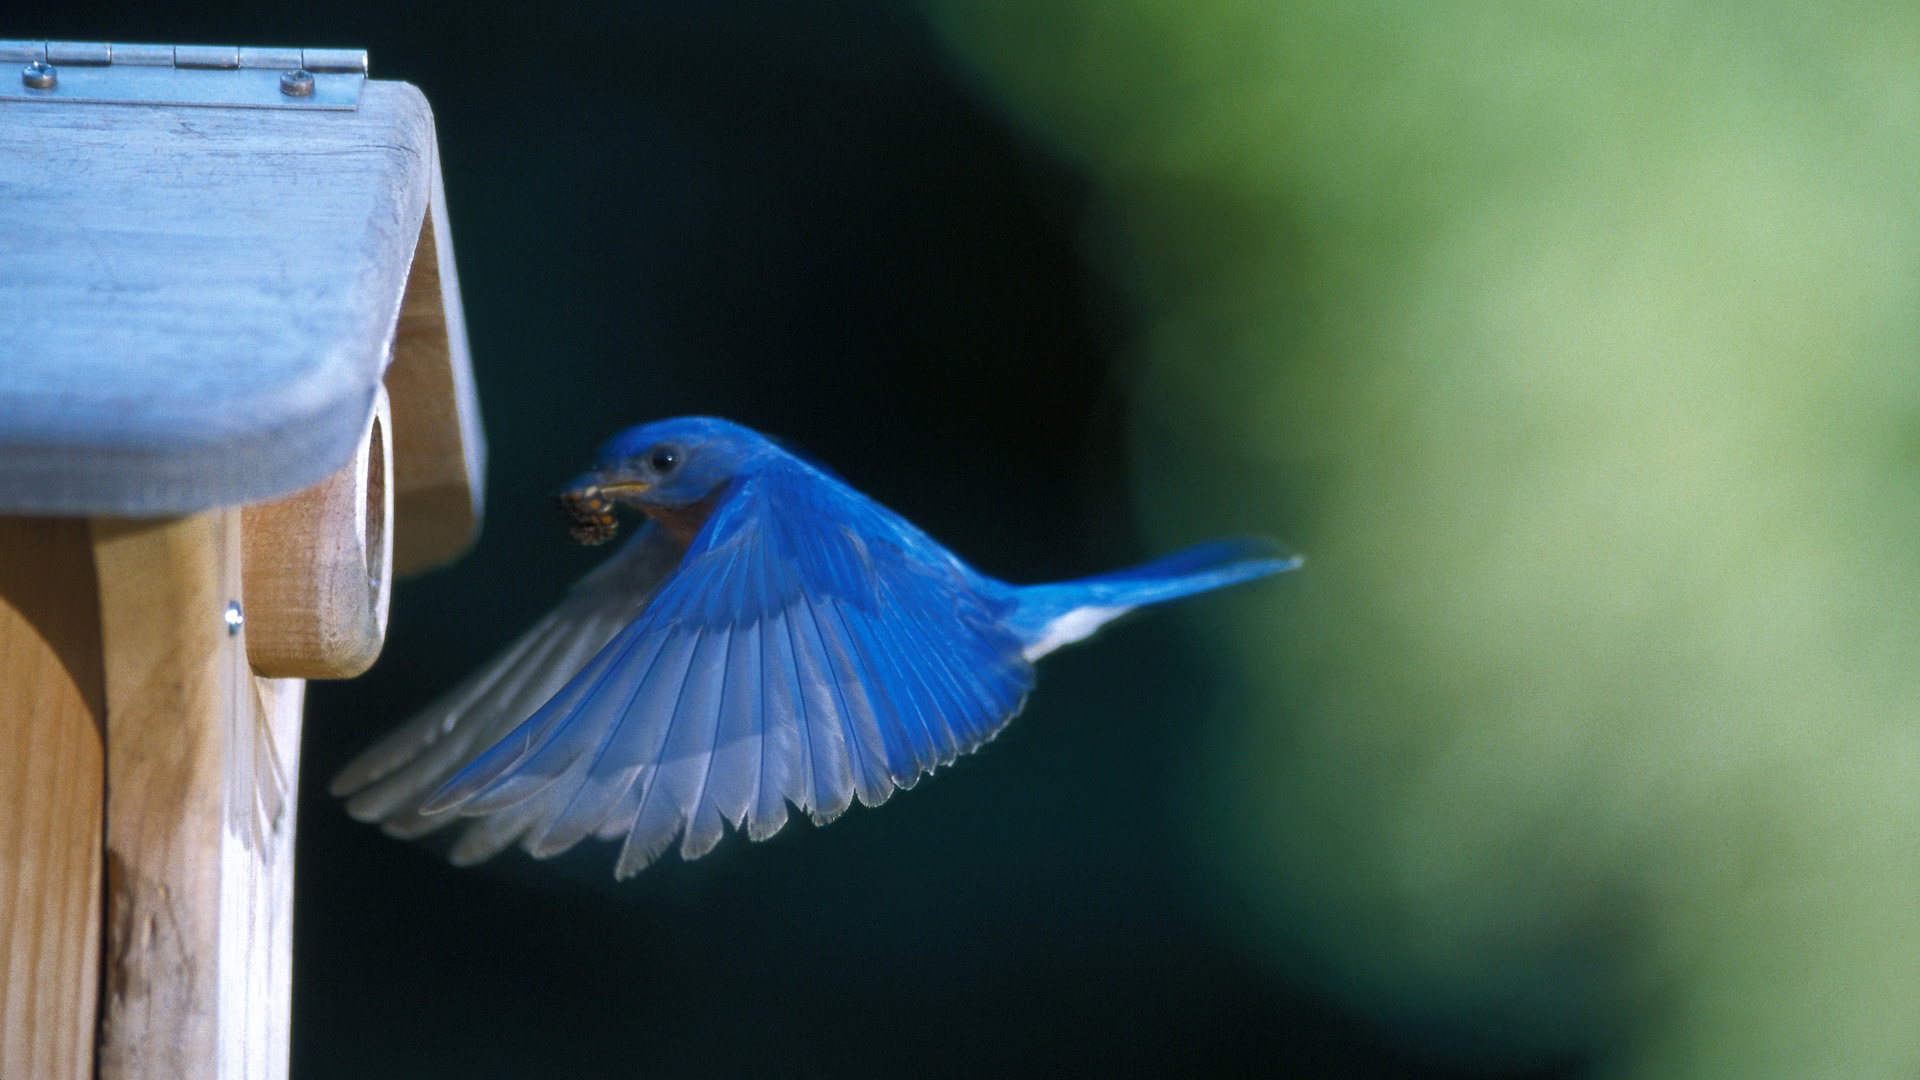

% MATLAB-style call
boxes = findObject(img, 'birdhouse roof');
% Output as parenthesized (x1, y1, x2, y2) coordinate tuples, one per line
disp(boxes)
(0, 54, 484, 574)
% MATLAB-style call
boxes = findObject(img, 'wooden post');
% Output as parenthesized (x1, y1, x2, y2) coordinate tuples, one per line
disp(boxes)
(0, 518, 106, 1080)
(92, 511, 305, 1080)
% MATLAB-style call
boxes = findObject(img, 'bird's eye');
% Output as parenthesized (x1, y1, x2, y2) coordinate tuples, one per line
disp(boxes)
(648, 447, 680, 473)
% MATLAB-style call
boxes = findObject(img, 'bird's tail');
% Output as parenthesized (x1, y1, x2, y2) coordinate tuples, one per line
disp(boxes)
(1006, 538, 1301, 660)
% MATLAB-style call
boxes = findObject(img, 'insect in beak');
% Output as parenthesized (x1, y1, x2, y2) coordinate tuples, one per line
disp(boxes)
(555, 481, 629, 546)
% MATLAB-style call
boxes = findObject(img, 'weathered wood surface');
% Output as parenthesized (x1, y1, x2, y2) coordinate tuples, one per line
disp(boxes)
(388, 141, 486, 576)
(0, 82, 434, 517)
(93, 512, 303, 1080)
(0, 517, 105, 1080)
(0, 74, 483, 1076)
(243, 385, 394, 678)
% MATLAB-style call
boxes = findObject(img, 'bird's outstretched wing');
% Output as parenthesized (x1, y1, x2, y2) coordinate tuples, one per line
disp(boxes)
(401, 463, 1034, 877)
(330, 522, 685, 861)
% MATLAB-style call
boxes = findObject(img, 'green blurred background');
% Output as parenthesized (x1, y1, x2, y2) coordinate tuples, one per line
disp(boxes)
(22, 0, 1920, 1076)
(924, 3, 1920, 1077)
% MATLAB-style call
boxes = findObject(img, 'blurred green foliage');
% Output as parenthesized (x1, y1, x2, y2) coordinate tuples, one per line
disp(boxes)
(924, 2, 1920, 1075)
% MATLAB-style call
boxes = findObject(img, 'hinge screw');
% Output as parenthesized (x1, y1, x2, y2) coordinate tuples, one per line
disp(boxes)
(225, 601, 245, 636)
(279, 69, 314, 97)
(21, 61, 55, 90)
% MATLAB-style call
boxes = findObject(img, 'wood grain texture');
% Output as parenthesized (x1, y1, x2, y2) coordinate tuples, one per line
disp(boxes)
(93, 512, 303, 1080)
(387, 138, 486, 577)
(243, 385, 394, 678)
(0, 82, 432, 517)
(0, 517, 105, 1080)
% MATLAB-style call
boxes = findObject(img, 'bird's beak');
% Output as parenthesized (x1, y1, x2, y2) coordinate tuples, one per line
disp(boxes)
(594, 479, 651, 497)
(561, 472, 649, 501)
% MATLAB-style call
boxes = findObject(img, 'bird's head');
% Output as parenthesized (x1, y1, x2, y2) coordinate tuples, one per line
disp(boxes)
(558, 416, 773, 544)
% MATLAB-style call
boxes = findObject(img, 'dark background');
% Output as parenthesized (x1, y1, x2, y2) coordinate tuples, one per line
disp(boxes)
(18, 3, 1575, 1076)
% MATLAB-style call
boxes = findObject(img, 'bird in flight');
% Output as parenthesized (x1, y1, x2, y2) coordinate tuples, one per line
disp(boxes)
(332, 416, 1299, 878)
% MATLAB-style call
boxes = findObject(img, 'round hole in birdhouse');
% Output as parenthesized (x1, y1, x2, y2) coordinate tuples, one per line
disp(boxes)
(365, 414, 385, 606)
(240, 384, 393, 679)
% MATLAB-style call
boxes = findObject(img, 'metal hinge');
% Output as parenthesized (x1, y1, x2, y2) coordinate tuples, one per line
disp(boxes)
(0, 40, 367, 110)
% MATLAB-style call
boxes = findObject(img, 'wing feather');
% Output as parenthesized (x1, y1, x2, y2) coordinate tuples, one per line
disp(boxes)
(519, 629, 671, 856)
(869, 592, 961, 761)
(342, 613, 602, 822)
(837, 599, 936, 781)
(688, 618, 762, 852)
(331, 524, 683, 833)
(675, 627, 742, 860)
(746, 611, 796, 840)
(556, 625, 704, 836)
(431, 620, 668, 816)
(791, 594, 891, 809)
(366, 460, 1035, 877)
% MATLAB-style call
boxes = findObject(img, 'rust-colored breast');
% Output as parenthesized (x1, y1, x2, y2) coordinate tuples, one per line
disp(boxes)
(644, 498, 716, 547)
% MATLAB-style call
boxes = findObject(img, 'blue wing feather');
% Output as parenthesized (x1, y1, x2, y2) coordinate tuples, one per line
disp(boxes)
(800, 596, 892, 806)
(422, 460, 1035, 877)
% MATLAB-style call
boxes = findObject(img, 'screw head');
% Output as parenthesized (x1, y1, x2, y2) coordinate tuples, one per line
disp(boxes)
(21, 61, 55, 90)
(224, 601, 245, 636)
(279, 68, 314, 97)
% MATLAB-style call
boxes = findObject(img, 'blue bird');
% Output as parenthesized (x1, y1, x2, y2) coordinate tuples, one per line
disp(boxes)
(331, 417, 1299, 878)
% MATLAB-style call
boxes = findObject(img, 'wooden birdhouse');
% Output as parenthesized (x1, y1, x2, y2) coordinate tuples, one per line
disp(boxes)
(0, 40, 484, 1080)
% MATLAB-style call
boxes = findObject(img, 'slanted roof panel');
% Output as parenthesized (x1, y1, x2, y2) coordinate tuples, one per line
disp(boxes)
(0, 80, 435, 515)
